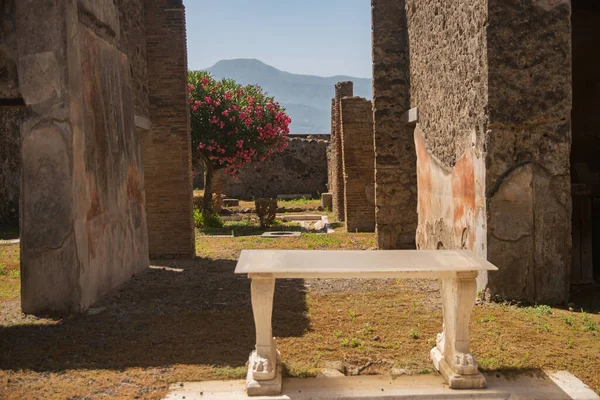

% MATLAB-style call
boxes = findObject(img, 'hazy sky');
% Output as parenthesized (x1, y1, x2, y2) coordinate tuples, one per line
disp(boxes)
(183, 0, 372, 78)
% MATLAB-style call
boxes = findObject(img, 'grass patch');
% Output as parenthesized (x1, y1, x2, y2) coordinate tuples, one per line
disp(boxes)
(0, 244, 20, 300)
(522, 304, 552, 317)
(212, 365, 247, 380)
(199, 218, 302, 236)
(1, 234, 600, 398)
(278, 197, 321, 209)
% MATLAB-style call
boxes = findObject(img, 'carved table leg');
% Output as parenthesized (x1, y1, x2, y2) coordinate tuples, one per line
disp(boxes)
(247, 277, 282, 396)
(431, 271, 487, 389)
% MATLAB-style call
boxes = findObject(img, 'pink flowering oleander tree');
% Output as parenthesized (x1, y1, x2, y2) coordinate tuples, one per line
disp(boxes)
(188, 71, 291, 212)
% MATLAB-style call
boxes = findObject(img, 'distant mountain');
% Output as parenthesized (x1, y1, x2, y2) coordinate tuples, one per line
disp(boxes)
(205, 59, 372, 134)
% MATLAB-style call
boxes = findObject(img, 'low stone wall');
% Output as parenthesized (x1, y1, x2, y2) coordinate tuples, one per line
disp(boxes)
(221, 137, 328, 200)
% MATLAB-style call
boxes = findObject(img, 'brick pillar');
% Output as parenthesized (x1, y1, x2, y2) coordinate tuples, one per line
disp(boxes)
(332, 82, 353, 221)
(326, 98, 336, 192)
(372, 0, 416, 249)
(341, 97, 375, 232)
(144, 0, 195, 258)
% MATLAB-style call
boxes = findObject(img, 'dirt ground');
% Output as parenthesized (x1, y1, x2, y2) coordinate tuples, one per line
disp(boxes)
(1, 233, 599, 399)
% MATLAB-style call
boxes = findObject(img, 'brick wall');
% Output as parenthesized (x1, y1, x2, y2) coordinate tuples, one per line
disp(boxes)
(327, 99, 336, 192)
(331, 82, 353, 221)
(341, 97, 375, 232)
(372, 0, 417, 249)
(144, 0, 194, 259)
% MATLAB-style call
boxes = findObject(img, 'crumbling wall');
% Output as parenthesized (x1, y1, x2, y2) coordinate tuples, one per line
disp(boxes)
(331, 82, 353, 221)
(341, 97, 375, 232)
(143, 0, 195, 258)
(486, 0, 572, 304)
(372, 0, 417, 249)
(409, 0, 572, 304)
(223, 137, 328, 200)
(408, 0, 488, 275)
(16, 0, 149, 315)
(0, 0, 23, 227)
(116, 0, 149, 117)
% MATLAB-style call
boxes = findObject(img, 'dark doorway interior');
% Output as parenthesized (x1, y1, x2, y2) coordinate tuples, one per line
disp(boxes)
(571, 0, 600, 283)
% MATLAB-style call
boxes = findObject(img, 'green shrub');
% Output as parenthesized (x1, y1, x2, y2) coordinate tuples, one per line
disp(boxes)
(255, 199, 277, 228)
(194, 208, 224, 229)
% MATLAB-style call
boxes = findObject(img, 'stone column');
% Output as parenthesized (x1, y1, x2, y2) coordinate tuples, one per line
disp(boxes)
(340, 97, 375, 232)
(332, 82, 353, 221)
(144, 0, 195, 258)
(372, 0, 416, 249)
(16, 0, 149, 315)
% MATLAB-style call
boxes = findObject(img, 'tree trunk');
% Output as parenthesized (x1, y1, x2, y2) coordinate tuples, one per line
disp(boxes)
(203, 161, 214, 213)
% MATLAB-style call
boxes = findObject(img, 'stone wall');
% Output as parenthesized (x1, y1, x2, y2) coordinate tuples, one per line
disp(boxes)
(409, 0, 488, 274)
(372, 0, 417, 249)
(331, 82, 354, 221)
(116, 0, 149, 117)
(143, 0, 195, 259)
(408, 0, 572, 304)
(0, 0, 150, 230)
(0, 108, 23, 227)
(0, 0, 23, 228)
(341, 97, 375, 232)
(16, 0, 149, 315)
(222, 136, 328, 200)
(486, 0, 572, 304)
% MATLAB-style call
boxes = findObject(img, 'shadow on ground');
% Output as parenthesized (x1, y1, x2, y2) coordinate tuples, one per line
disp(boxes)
(570, 283, 600, 314)
(0, 224, 19, 240)
(0, 257, 309, 372)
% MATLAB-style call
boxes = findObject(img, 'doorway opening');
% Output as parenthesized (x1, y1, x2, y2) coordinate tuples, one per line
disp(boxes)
(570, 0, 600, 285)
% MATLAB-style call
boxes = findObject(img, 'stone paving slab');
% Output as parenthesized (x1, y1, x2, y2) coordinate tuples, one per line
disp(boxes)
(164, 371, 599, 400)
(0, 239, 19, 246)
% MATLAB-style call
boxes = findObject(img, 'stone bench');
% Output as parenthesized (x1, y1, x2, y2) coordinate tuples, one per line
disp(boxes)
(234, 249, 498, 396)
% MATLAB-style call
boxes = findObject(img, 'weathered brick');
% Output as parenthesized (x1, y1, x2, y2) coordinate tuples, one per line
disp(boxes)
(341, 97, 375, 232)
(143, 0, 195, 259)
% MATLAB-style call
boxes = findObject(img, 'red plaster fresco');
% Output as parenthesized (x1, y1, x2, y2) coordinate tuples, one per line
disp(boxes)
(451, 150, 476, 244)
(415, 132, 432, 221)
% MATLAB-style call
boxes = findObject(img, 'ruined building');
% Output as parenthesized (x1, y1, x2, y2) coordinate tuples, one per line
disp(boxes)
(328, 94, 376, 233)
(369, 0, 597, 304)
(0, 0, 194, 315)
(0, 0, 597, 315)
(327, 0, 597, 304)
